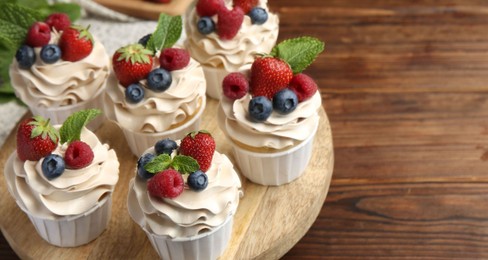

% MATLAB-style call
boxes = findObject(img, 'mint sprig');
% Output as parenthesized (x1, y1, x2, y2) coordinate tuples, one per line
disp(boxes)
(144, 154, 199, 175)
(270, 36, 325, 74)
(146, 14, 182, 53)
(59, 109, 101, 144)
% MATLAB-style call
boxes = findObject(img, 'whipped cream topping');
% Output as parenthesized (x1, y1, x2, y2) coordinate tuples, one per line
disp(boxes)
(219, 92, 322, 150)
(128, 149, 242, 238)
(9, 31, 110, 108)
(184, 0, 279, 71)
(104, 57, 206, 133)
(4, 127, 119, 219)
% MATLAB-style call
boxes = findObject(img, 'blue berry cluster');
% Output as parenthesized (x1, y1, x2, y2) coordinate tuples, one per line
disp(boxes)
(16, 44, 63, 69)
(248, 89, 299, 122)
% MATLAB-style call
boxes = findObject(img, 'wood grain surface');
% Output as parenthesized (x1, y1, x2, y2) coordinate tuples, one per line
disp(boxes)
(4, 0, 488, 259)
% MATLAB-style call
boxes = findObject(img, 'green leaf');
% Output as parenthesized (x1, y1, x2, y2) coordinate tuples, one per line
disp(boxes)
(144, 154, 172, 174)
(17, 0, 49, 10)
(59, 109, 101, 144)
(171, 155, 199, 174)
(0, 3, 43, 48)
(147, 14, 182, 53)
(270, 36, 325, 74)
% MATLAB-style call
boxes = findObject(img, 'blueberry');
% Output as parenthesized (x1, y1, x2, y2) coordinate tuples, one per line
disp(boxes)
(155, 138, 178, 155)
(187, 170, 208, 191)
(197, 17, 215, 35)
(146, 68, 172, 92)
(138, 33, 152, 47)
(137, 153, 156, 179)
(41, 154, 65, 180)
(15, 45, 36, 69)
(272, 89, 298, 114)
(40, 44, 61, 64)
(125, 83, 145, 103)
(248, 7, 268, 25)
(248, 96, 272, 121)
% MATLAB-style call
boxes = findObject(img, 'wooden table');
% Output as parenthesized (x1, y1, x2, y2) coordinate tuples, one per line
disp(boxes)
(3, 0, 488, 259)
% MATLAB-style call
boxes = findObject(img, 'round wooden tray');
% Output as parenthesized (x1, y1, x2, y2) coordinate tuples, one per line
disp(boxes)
(0, 99, 333, 259)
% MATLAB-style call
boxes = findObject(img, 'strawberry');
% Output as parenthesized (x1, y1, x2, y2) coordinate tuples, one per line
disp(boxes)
(196, 0, 224, 17)
(250, 57, 293, 99)
(58, 25, 94, 62)
(217, 7, 244, 40)
(179, 131, 216, 172)
(16, 116, 59, 161)
(112, 44, 154, 87)
(233, 0, 259, 14)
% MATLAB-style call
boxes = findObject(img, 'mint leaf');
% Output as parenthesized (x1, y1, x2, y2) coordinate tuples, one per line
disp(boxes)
(0, 3, 43, 47)
(147, 14, 182, 53)
(59, 109, 101, 144)
(171, 155, 199, 174)
(270, 36, 325, 74)
(17, 0, 49, 10)
(144, 154, 172, 174)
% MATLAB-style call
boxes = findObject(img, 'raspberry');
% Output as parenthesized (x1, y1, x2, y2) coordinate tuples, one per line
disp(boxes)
(196, 0, 224, 17)
(233, 0, 259, 14)
(25, 22, 51, 48)
(159, 48, 190, 71)
(147, 169, 184, 199)
(45, 13, 71, 32)
(217, 7, 245, 40)
(288, 73, 318, 102)
(64, 141, 94, 169)
(222, 72, 248, 100)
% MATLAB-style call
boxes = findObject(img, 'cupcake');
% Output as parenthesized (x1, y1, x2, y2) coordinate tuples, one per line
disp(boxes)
(218, 36, 325, 185)
(184, 0, 279, 99)
(127, 131, 242, 259)
(9, 13, 110, 129)
(104, 14, 206, 156)
(3, 109, 120, 247)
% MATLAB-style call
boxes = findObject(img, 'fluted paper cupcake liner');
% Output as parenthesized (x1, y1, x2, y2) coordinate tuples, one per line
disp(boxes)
(121, 97, 206, 156)
(28, 87, 106, 131)
(231, 121, 319, 186)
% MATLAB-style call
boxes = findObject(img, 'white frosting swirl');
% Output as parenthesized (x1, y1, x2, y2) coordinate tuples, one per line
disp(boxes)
(184, 0, 279, 71)
(104, 57, 206, 133)
(9, 31, 110, 108)
(4, 127, 119, 219)
(219, 92, 322, 150)
(128, 149, 242, 238)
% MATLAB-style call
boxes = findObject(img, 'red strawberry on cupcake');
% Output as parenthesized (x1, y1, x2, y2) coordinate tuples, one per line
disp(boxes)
(16, 116, 59, 161)
(179, 131, 215, 172)
(112, 43, 154, 87)
(250, 56, 293, 99)
(59, 25, 94, 62)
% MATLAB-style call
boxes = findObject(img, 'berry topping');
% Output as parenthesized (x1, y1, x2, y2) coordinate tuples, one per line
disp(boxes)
(147, 169, 184, 199)
(233, 0, 259, 14)
(16, 116, 59, 161)
(222, 72, 248, 100)
(217, 7, 244, 40)
(45, 13, 71, 32)
(146, 68, 172, 92)
(249, 7, 268, 25)
(273, 89, 298, 114)
(40, 44, 61, 64)
(196, 0, 224, 17)
(188, 170, 208, 191)
(59, 25, 94, 62)
(159, 48, 190, 71)
(113, 44, 154, 87)
(64, 141, 94, 169)
(155, 138, 178, 155)
(288, 73, 318, 102)
(248, 96, 272, 121)
(197, 17, 215, 35)
(138, 33, 152, 47)
(125, 83, 145, 103)
(42, 154, 65, 180)
(250, 57, 293, 99)
(137, 153, 156, 179)
(25, 22, 51, 48)
(15, 45, 36, 69)
(179, 131, 215, 172)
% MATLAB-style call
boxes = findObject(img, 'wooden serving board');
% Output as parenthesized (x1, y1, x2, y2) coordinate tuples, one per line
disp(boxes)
(93, 0, 194, 20)
(0, 99, 333, 259)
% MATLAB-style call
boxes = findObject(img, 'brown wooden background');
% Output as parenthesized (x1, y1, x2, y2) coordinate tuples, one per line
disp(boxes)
(3, 0, 488, 259)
